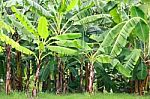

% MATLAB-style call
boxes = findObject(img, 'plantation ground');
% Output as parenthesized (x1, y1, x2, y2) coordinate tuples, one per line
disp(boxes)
(0, 92, 150, 99)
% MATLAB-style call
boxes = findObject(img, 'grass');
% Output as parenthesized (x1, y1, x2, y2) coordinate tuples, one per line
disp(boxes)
(0, 92, 150, 99)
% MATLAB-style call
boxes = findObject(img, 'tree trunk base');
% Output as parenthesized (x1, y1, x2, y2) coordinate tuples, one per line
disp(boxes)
(32, 87, 37, 97)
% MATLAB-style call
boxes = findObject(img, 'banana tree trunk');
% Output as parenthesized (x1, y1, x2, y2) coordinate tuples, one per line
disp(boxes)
(85, 62, 90, 91)
(63, 64, 67, 93)
(63, 77, 67, 93)
(25, 60, 30, 92)
(139, 80, 144, 95)
(32, 60, 41, 97)
(5, 45, 11, 95)
(16, 51, 22, 91)
(144, 62, 150, 92)
(88, 62, 94, 93)
(135, 80, 138, 94)
(56, 57, 63, 94)
(80, 64, 83, 92)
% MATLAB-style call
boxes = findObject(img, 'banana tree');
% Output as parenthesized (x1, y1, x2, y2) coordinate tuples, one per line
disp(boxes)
(0, 19, 34, 95)
(95, 3, 150, 95)
(71, 1, 150, 94)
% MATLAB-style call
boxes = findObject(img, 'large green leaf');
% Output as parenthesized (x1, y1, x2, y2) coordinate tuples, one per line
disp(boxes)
(96, 54, 134, 77)
(51, 33, 81, 40)
(111, 59, 131, 77)
(110, 17, 144, 57)
(115, 62, 131, 77)
(25, 0, 52, 18)
(48, 46, 77, 55)
(54, 39, 91, 50)
(73, 14, 110, 25)
(110, 49, 141, 78)
(95, 23, 117, 54)
(101, 22, 126, 47)
(38, 16, 49, 39)
(11, 6, 38, 37)
(130, 6, 149, 42)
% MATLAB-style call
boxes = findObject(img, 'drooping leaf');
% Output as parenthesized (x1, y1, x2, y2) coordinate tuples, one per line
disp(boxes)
(38, 16, 49, 39)
(11, 6, 38, 37)
(0, 21, 34, 55)
(104, 1, 117, 12)
(119, 9, 129, 21)
(0, 32, 34, 55)
(124, 49, 141, 71)
(137, 62, 147, 80)
(73, 14, 110, 25)
(110, 59, 131, 77)
(115, 62, 131, 77)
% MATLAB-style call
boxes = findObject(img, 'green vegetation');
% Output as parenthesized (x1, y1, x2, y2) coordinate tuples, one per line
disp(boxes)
(0, 0, 150, 98)
(0, 92, 150, 99)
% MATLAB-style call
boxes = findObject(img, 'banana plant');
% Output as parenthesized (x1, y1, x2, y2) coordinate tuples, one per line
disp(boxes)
(70, 0, 150, 93)
(0, 19, 34, 94)
(10, 2, 85, 95)
(95, 3, 149, 95)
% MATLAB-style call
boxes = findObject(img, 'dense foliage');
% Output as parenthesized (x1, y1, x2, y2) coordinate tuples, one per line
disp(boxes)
(0, 0, 150, 97)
